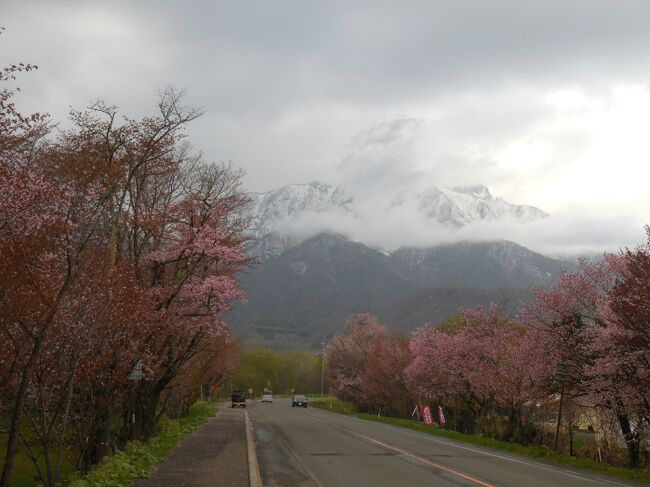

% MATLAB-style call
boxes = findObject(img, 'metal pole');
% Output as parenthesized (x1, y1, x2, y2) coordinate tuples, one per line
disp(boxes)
(131, 392, 136, 441)
(554, 381, 565, 451)
(320, 342, 325, 397)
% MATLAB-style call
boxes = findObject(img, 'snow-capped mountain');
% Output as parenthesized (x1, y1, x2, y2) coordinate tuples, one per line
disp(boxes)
(248, 181, 353, 238)
(246, 181, 547, 257)
(392, 185, 547, 227)
(232, 182, 561, 347)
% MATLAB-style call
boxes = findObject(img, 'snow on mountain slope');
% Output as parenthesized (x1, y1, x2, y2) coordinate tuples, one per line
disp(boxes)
(393, 185, 548, 227)
(246, 181, 547, 257)
(249, 181, 353, 238)
(389, 239, 565, 289)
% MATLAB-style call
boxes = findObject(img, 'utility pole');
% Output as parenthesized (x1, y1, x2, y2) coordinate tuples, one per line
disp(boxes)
(320, 342, 325, 397)
(554, 361, 571, 451)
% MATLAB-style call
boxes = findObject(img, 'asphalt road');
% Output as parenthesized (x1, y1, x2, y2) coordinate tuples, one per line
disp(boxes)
(248, 398, 642, 487)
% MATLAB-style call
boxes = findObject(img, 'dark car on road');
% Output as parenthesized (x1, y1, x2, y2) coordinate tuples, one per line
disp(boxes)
(231, 390, 246, 408)
(292, 394, 308, 407)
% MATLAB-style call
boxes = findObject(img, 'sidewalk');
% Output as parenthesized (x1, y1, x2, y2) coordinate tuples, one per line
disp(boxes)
(134, 406, 249, 487)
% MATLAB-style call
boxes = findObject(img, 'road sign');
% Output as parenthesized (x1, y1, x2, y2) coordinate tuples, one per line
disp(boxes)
(129, 361, 143, 381)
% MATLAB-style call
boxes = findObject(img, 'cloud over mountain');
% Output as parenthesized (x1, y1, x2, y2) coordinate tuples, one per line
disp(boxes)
(247, 181, 646, 257)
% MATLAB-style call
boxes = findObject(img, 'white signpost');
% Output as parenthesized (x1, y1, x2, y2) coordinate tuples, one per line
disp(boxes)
(130, 361, 143, 381)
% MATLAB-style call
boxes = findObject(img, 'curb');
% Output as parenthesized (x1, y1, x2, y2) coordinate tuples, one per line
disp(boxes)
(245, 411, 263, 487)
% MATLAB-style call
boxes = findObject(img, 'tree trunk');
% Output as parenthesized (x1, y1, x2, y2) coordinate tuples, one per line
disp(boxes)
(142, 389, 161, 439)
(502, 407, 518, 442)
(0, 337, 42, 487)
(81, 409, 112, 472)
(518, 415, 531, 446)
(617, 413, 640, 469)
(1, 267, 72, 486)
(53, 363, 76, 485)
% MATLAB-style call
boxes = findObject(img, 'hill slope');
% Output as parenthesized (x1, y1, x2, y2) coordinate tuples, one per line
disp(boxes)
(227, 234, 571, 349)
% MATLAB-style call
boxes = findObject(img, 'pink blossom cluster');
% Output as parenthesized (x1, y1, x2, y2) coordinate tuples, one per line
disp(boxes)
(326, 230, 650, 467)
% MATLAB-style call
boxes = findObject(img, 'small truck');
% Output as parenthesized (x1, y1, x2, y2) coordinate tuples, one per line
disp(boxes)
(231, 390, 246, 408)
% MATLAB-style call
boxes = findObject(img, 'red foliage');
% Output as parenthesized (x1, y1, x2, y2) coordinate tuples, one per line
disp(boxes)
(326, 313, 412, 415)
(326, 313, 388, 403)
(360, 332, 412, 416)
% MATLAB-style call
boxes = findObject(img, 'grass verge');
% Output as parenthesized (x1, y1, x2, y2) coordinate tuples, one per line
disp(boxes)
(69, 401, 216, 487)
(0, 428, 78, 486)
(310, 398, 650, 485)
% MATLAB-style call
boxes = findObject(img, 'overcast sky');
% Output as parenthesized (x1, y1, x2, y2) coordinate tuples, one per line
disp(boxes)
(3, 0, 650, 254)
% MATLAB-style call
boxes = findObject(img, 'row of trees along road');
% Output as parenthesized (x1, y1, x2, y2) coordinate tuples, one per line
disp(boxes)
(326, 237, 650, 470)
(0, 56, 251, 485)
(225, 349, 324, 397)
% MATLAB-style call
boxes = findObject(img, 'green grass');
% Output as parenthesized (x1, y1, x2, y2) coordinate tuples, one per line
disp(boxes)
(0, 443, 51, 487)
(68, 401, 216, 487)
(0, 429, 78, 487)
(310, 399, 650, 484)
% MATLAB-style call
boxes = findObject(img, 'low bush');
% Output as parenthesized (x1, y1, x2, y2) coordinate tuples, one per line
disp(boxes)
(69, 401, 216, 487)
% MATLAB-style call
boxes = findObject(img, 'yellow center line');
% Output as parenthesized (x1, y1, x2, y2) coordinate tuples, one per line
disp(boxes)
(354, 431, 497, 487)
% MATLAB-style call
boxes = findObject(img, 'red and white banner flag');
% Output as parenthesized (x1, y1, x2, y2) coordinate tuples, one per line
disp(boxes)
(421, 404, 433, 425)
(438, 405, 446, 425)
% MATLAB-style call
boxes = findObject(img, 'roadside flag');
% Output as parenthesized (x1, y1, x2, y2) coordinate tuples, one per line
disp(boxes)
(421, 404, 433, 425)
(438, 405, 446, 425)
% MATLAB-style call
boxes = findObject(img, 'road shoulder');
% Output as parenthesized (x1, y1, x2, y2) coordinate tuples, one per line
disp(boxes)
(248, 402, 320, 487)
(134, 406, 249, 487)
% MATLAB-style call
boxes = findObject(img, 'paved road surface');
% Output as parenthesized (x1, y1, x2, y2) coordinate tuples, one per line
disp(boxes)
(249, 398, 642, 487)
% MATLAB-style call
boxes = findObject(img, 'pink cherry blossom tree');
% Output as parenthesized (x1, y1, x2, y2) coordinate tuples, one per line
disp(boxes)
(326, 313, 389, 405)
(407, 305, 548, 438)
(519, 253, 647, 467)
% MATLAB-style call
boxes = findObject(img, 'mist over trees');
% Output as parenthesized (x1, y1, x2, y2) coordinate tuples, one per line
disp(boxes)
(0, 54, 250, 485)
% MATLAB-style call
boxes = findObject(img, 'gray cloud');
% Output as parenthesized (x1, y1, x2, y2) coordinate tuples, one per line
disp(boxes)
(6, 1, 650, 131)
(276, 200, 650, 258)
(338, 118, 426, 195)
(3, 0, 650, 253)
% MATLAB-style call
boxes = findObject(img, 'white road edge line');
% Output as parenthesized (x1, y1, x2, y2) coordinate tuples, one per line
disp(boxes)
(308, 407, 636, 487)
(245, 411, 263, 487)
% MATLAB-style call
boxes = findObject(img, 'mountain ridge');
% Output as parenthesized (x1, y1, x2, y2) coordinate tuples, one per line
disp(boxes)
(228, 232, 572, 349)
